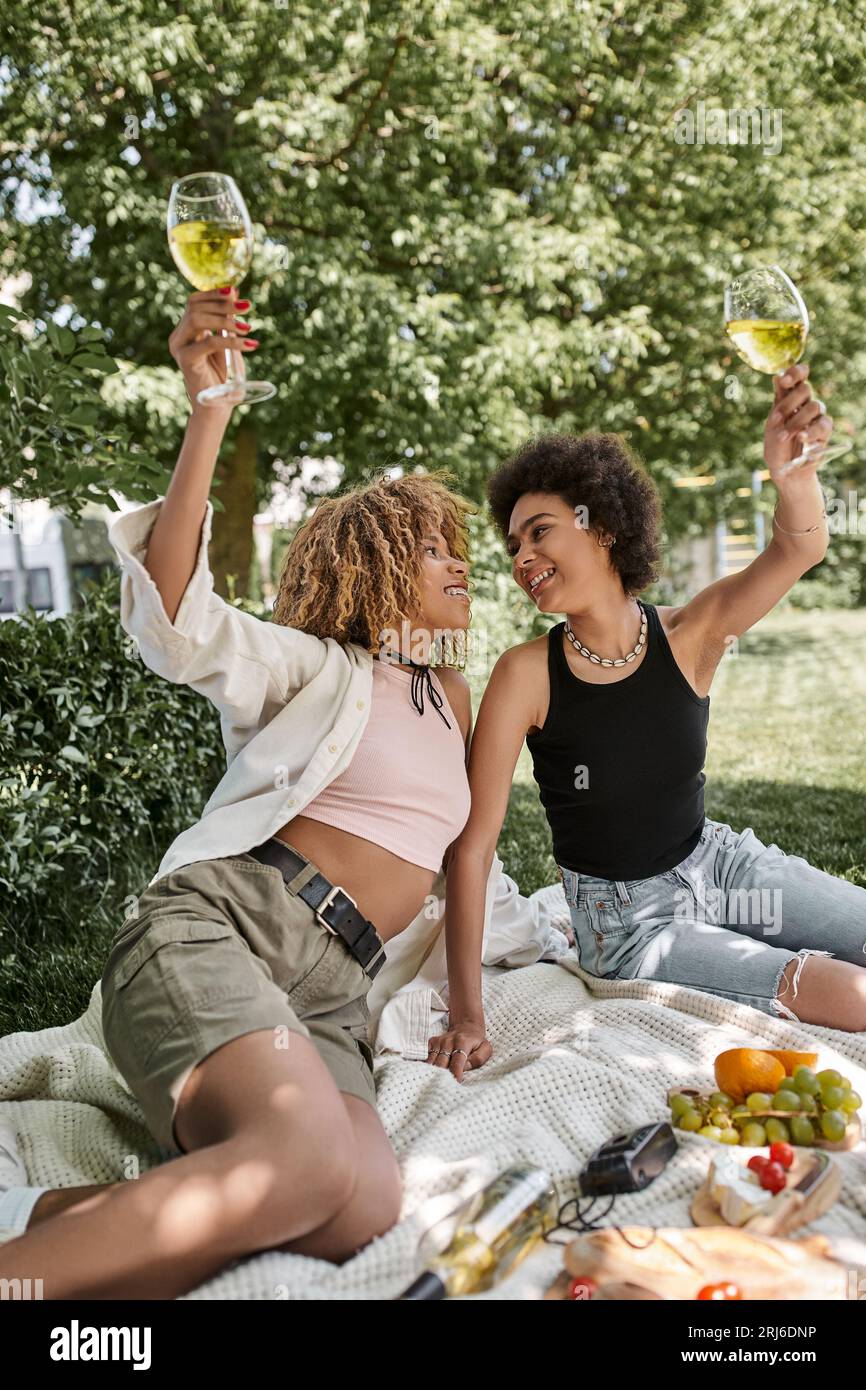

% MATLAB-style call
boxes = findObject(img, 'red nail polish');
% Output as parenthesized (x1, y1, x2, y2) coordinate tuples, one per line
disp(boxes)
(235, 299, 251, 310)
(243, 338, 259, 347)
(218, 286, 233, 295)
(235, 321, 250, 332)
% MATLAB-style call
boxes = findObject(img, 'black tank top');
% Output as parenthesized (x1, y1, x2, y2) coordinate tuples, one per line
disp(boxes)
(525, 601, 710, 880)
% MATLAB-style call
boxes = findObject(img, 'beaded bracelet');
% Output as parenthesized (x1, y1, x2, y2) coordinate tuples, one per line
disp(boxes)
(772, 500, 828, 536)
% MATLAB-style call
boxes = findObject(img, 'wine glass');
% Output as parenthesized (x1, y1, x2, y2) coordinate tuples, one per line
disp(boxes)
(723, 264, 852, 474)
(167, 172, 276, 407)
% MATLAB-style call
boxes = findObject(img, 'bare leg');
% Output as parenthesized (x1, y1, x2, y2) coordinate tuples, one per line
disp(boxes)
(272, 1093, 402, 1263)
(21, 1097, 400, 1263)
(28, 1185, 115, 1227)
(776, 954, 866, 1030)
(0, 1030, 401, 1298)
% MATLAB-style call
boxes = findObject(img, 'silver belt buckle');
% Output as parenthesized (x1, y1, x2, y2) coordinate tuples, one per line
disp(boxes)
(315, 883, 358, 934)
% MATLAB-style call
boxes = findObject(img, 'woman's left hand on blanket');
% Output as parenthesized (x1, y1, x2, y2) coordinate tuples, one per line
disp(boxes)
(764, 361, 833, 480)
(426, 1020, 493, 1082)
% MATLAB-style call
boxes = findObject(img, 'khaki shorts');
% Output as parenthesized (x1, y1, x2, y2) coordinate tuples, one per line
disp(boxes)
(101, 852, 379, 1155)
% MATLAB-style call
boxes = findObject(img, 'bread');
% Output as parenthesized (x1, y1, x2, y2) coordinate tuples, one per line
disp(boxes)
(564, 1225, 849, 1300)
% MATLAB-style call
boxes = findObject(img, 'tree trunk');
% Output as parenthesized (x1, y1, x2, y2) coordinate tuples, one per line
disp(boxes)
(210, 423, 257, 599)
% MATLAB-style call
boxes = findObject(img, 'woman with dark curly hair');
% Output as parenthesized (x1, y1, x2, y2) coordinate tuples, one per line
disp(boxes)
(430, 363, 866, 1080)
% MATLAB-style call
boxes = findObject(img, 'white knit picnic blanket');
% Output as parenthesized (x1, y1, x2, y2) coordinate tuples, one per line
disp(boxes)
(2, 881, 865, 1300)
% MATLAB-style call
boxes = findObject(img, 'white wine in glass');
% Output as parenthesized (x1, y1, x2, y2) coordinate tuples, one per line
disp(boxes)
(723, 264, 852, 473)
(167, 172, 276, 407)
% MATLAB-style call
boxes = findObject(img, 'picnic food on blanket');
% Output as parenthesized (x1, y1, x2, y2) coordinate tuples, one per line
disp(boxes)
(399, 1165, 559, 1298)
(564, 1225, 852, 1300)
(714, 1047, 786, 1101)
(668, 1053, 863, 1149)
(765, 1049, 819, 1073)
(690, 1148, 841, 1235)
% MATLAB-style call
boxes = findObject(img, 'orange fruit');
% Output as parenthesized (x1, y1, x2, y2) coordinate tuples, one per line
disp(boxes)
(714, 1048, 786, 1103)
(765, 1049, 819, 1076)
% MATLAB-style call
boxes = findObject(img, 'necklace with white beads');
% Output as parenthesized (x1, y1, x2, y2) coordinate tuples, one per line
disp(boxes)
(564, 599, 647, 668)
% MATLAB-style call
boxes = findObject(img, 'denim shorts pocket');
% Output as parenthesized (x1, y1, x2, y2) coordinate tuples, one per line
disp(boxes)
(583, 896, 629, 938)
(570, 898, 629, 977)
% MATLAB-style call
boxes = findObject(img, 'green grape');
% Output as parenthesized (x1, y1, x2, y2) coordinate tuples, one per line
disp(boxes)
(699, 1125, 723, 1141)
(841, 1090, 862, 1115)
(679, 1109, 703, 1132)
(764, 1118, 790, 1144)
(771, 1089, 801, 1112)
(709, 1091, 735, 1111)
(731, 1106, 752, 1123)
(798, 1093, 818, 1114)
(820, 1110, 847, 1143)
(818, 1069, 843, 1090)
(740, 1122, 767, 1146)
(792, 1066, 820, 1095)
(670, 1092, 693, 1118)
(839, 1075, 852, 1091)
(719, 1127, 741, 1145)
(709, 1109, 734, 1128)
(746, 1092, 773, 1112)
(790, 1115, 816, 1145)
(821, 1084, 846, 1110)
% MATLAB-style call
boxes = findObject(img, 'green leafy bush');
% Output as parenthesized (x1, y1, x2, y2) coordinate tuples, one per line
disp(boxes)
(0, 304, 169, 520)
(0, 573, 225, 932)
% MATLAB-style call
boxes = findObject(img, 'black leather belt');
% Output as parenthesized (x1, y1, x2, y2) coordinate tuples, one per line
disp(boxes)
(248, 838, 386, 980)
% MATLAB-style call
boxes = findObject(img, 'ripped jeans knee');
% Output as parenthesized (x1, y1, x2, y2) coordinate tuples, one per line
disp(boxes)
(772, 948, 835, 1022)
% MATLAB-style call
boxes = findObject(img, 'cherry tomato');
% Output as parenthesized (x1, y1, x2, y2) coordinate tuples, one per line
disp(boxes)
(747, 1155, 769, 1175)
(568, 1276, 597, 1300)
(768, 1141, 795, 1170)
(759, 1160, 787, 1194)
(697, 1282, 742, 1300)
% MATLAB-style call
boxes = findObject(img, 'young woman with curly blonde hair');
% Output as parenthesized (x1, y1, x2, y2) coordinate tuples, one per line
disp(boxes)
(0, 286, 486, 1298)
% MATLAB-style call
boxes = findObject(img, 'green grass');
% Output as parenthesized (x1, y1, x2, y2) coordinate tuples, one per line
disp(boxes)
(2, 607, 864, 1038)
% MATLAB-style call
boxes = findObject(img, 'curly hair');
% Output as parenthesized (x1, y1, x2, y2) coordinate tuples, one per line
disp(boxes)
(486, 431, 663, 596)
(271, 468, 476, 657)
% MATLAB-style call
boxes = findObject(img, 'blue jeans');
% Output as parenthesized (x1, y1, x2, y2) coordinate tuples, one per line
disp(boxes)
(557, 816, 866, 1021)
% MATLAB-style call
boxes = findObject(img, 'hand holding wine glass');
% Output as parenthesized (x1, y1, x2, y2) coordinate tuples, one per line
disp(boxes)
(724, 264, 852, 474)
(762, 361, 834, 487)
(167, 172, 275, 407)
(168, 290, 259, 415)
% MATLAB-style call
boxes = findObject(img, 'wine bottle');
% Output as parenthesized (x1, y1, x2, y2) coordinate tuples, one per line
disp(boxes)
(398, 1164, 559, 1299)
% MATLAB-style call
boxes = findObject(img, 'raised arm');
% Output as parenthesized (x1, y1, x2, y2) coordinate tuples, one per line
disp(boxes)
(435, 645, 538, 1078)
(108, 292, 327, 749)
(147, 289, 255, 623)
(667, 363, 832, 692)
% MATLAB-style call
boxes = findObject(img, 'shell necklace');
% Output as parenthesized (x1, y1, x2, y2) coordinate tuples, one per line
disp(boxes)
(564, 599, 647, 668)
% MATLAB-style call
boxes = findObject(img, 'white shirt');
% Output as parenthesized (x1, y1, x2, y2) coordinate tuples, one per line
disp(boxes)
(107, 496, 570, 1057)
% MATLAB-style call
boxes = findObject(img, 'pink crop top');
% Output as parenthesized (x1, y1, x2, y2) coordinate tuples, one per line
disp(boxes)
(299, 659, 471, 872)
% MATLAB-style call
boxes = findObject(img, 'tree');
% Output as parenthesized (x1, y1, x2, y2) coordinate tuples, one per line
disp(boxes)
(0, 306, 168, 517)
(0, 305, 167, 611)
(2, 0, 864, 594)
